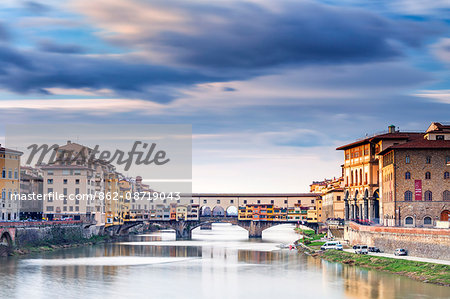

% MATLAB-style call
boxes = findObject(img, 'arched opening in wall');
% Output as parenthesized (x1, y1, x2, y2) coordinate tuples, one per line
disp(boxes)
(372, 189, 380, 223)
(405, 216, 414, 226)
(0, 232, 12, 247)
(212, 206, 225, 217)
(226, 206, 238, 217)
(364, 189, 369, 199)
(441, 210, 450, 222)
(200, 206, 211, 217)
(344, 191, 349, 201)
(423, 216, 432, 226)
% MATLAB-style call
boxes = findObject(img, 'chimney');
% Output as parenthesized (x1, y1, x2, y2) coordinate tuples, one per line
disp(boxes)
(388, 125, 395, 134)
(67, 140, 71, 144)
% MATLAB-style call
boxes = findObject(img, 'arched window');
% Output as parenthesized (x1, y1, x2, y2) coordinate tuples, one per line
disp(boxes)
(14, 168, 18, 179)
(405, 155, 410, 164)
(405, 172, 411, 179)
(445, 172, 449, 179)
(424, 191, 432, 201)
(404, 191, 413, 201)
(426, 156, 431, 164)
(405, 216, 414, 225)
(1, 168, 5, 178)
(359, 169, 362, 185)
(1, 189, 5, 200)
(444, 190, 450, 201)
(425, 172, 431, 180)
(424, 216, 432, 225)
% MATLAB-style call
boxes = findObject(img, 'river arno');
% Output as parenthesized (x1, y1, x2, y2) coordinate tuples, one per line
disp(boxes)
(0, 224, 448, 299)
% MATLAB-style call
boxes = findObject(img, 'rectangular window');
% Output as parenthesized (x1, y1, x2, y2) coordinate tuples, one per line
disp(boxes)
(47, 179, 53, 184)
(74, 170, 81, 175)
(75, 188, 79, 195)
(217, 200, 220, 204)
(63, 188, 67, 196)
(75, 179, 80, 184)
(62, 170, 70, 175)
(63, 179, 68, 184)
(69, 206, 73, 211)
(46, 206, 54, 211)
(63, 206, 67, 211)
(47, 170, 54, 175)
(436, 135, 444, 140)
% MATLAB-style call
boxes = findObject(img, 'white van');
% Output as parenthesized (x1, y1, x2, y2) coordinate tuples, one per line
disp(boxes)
(354, 245, 368, 254)
(321, 241, 342, 250)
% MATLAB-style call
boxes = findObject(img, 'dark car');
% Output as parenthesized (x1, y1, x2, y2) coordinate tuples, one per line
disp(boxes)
(369, 246, 381, 253)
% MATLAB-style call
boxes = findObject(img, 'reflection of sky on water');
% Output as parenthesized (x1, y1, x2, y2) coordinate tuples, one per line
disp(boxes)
(1, 225, 448, 299)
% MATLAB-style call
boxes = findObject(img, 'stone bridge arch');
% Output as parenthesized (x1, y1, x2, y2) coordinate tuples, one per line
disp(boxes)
(0, 228, 15, 256)
(149, 218, 317, 239)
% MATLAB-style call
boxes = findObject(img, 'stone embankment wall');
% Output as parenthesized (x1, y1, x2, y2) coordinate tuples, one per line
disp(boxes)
(345, 222, 450, 260)
(15, 224, 102, 247)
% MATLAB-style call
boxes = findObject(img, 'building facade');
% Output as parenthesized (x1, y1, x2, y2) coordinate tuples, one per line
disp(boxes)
(337, 125, 425, 224)
(379, 123, 450, 227)
(0, 146, 22, 221)
(338, 122, 450, 227)
(19, 166, 43, 220)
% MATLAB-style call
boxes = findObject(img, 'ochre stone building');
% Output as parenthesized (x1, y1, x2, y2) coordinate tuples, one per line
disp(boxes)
(338, 122, 450, 227)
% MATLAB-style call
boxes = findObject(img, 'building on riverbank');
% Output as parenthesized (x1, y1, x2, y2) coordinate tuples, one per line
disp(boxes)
(19, 166, 43, 220)
(0, 145, 23, 221)
(41, 141, 119, 224)
(337, 122, 450, 227)
(378, 123, 450, 227)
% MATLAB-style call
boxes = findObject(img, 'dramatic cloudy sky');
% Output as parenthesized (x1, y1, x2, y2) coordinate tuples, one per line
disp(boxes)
(0, 0, 449, 192)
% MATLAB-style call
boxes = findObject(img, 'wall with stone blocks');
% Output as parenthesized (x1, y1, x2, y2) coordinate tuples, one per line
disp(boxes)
(345, 222, 450, 260)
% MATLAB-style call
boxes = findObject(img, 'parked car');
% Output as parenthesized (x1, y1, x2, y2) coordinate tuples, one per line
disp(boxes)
(335, 244, 343, 251)
(321, 241, 341, 250)
(354, 245, 368, 254)
(368, 246, 381, 253)
(394, 248, 407, 256)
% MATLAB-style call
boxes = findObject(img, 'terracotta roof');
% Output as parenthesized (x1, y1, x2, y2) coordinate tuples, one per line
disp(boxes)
(426, 122, 450, 133)
(378, 139, 450, 155)
(336, 132, 423, 150)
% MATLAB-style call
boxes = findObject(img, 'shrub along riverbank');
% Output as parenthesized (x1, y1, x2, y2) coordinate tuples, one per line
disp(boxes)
(321, 250, 450, 287)
(12, 234, 112, 256)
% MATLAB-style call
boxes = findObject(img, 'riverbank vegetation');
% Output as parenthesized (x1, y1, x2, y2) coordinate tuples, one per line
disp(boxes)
(12, 234, 112, 256)
(295, 228, 326, 249)
(321, 250, 450, 286)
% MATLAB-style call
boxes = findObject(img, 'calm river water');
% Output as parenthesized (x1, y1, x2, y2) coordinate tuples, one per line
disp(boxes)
(0, 223, 448, 299)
